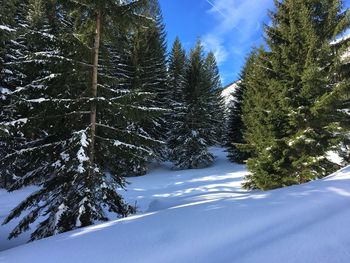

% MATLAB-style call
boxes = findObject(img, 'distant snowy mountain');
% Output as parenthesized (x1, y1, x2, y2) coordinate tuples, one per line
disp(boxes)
(221, 81, 239, 107)
(331, 31, 350, 62)
(330, 31, 350, 45)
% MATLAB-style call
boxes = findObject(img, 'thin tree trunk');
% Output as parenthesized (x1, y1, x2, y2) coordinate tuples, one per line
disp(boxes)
(89, 10, 101, 168)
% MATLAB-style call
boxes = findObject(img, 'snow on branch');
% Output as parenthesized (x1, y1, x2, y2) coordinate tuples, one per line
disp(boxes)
(0, 25, 16, 32)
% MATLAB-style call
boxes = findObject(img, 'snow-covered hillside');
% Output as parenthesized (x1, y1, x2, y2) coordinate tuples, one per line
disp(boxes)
(1, 148, 350, 263)
(221, 82, 239, 107)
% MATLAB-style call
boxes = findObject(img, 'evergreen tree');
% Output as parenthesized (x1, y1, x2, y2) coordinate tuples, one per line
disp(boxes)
(226, 52, 256, 164)
(0, 0, 19, 85)
(204, 52, 225, 144)
(167, 37, 187, 161)
(167, 37, 187, 110)
(0, 0, 30, 188)
(169, 40, 222, 169)
(242, 0, 350, 190)
(130, 0, 168, 163)
(318, 20, 350, 164)
(241, 47, 287, 190)
(1, 0, 162, 241)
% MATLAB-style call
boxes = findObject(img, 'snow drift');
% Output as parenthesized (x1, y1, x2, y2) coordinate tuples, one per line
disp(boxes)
(1, 148, 350, 263)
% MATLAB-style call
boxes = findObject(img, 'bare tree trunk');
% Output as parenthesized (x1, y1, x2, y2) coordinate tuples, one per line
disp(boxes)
(89, 10, 101, 168)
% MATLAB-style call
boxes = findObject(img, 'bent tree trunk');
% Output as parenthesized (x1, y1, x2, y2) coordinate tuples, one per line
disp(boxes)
(89, 10, 101, 169)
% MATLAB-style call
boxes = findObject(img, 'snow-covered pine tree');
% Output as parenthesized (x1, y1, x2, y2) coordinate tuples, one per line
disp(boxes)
(243, 0, 350, 190)
(226, 51, 256, 164)
(203, 52, 225, 145)
(167, 37, 187, 115)
(0, 0, 30, 189)
(129, 0, 169, 162)
(170, 40, 220, 169)
(0, 0, 16, 86)
(167, 37, 187, 161)
(97, 16, 163, 177)
(1, 0, 162, 241)
(0, 0, 17, 184)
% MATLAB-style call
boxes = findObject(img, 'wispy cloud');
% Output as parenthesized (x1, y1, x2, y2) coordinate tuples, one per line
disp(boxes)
(204, 0, 227, 18)
(205, 0, 273, 42)
(202, 35, 228, 65)
(202, 0, 274, 82)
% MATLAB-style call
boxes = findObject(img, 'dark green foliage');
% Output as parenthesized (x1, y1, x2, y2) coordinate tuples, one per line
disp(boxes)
(226, 52, 256, 164)
(129, 1, 169, 164)
(168, 39, 224, 169)
(0, 0, 30, 188)
(1, 0, 163, 241)
(204, 52, 226, 144)
(167, 37, 187, 160)
(242, 0, 350, 190)
(317, 24, 350, 165)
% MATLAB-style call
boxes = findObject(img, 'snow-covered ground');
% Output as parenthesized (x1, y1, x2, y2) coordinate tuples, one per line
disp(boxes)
(1, 148, 350, 263)
(0, 186, 38, 251)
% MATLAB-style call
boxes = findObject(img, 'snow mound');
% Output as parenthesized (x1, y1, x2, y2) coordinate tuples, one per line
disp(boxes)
(1, 148, 350, 263)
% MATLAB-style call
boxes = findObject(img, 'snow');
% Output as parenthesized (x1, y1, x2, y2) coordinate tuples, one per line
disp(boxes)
(341, 48, 350, 62)
(76, 130, 89, 173)
(221, 81, 239, 107)
(0, 187, 38, 251)
(330, 31, 350, 45)
(330, 30, 350, 62)
(27, 98, 46, 103)
(327, 151, 344, 165)
(0, 87, 10, 100)
(0, 25, 15, 32)
(0, 87, 10, 94)
(1, 148, 350, 263)
(1, 118, 28, 127)
(2, 69, 13, 75)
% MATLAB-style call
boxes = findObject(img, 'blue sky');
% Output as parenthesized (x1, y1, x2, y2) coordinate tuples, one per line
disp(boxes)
(159, 0, 350, 86)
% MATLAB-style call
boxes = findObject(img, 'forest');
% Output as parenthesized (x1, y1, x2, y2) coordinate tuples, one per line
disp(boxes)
(0, 0, 349, 262)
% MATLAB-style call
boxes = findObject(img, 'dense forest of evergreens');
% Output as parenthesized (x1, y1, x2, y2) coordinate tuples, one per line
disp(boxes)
(0, 0, 224, 240)
(0, 0, 349, 243)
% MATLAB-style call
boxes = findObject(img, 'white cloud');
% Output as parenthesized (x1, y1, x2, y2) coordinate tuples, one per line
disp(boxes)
(204, 0, 227, 18)
(202, 35, 228, 65)
(206, 0, 273, 39)
(203, 0, 273, 64)
(200, 0, 274, 83)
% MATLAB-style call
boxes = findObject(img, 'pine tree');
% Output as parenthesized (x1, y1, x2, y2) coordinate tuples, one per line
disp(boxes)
(317, 11, 350, 164)
(204, 52, 225, 144)
(0, 0, 19, 83)
(130, 0, 169, 162)
(167, 37, 187, 110)
(0, 0, 30, 188)
(169, 40, 221, 169)
(226, 52, 256, 164)
(242, 0, 350, 190)
(1, 0, 162, 241)
(167, 37, 187, 161)
(0, 0, 16, 184)
(241, 47, 288, 190)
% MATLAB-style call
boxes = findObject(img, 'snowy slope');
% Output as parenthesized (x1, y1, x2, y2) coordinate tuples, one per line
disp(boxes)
(331, 31, 350, 62)
(221, 82, 239, 107)
(0, 148, 247, 251)
(1, 148, 350, 263)
(0, 187, 38, 251)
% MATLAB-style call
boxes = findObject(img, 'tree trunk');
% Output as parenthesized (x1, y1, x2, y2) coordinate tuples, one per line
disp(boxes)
(89, 10, 101, 168)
